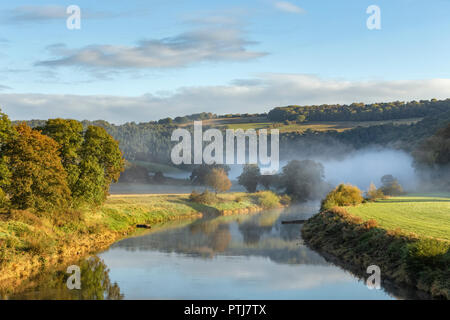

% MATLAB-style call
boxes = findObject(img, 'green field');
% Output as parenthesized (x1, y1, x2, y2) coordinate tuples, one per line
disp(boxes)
(346, 194, 450, 241)
(210, 118, 422, 133)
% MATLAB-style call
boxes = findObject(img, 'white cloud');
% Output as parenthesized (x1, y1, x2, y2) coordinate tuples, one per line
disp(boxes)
(274, 1, 305, 14)
(35, 28, 267, 70)
(1, 74, 450, 124)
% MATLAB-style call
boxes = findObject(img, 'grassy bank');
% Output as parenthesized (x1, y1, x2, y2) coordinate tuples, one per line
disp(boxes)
(0, 191, 277, 292)
(302, 194, 450, 299)
(346, 194, 450, 240)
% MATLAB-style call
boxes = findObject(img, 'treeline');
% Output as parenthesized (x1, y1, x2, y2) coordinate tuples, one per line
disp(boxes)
(413, 121, 450, 190)
(0, 109, 124, 213)
(16, 99, 450, 166)
(268, 99, 450, 122)
(238, 161, 330, 202)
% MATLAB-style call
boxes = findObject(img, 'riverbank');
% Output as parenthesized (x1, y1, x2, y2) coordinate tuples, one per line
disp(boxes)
(302, 195, 450, 299)
(0, 191, 277, 292)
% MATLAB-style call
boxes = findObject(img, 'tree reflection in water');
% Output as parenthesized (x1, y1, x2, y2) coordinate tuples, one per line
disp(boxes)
(9, 257, 123, 300)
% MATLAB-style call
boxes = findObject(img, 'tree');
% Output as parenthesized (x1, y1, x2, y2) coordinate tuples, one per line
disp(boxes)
(321, 184, 363, 211)
(205, 168, 231, 194)
(238, 164, 260, 193)
(380, 174, 403, 196)
(4, 123, 71, 211)
(413, 123, 450, 190)
(74, 126, 124, 205)
(42, 119, 84, 193)
(259, 174, 278, 190)
(366, 182, 384, 200)
(279, 160, 328, 202)
(0, 109, 13, 209)
(190, 164, 230, 185)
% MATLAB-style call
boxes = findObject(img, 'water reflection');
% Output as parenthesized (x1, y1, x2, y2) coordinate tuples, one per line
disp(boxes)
(8, 204, 401, 300)
(96, 203, 393, 299)
(112, 203, 326, 266)
(8, 257, 123, 300)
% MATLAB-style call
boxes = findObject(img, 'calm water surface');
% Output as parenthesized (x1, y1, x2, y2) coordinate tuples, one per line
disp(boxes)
(11, 204, 397, 300)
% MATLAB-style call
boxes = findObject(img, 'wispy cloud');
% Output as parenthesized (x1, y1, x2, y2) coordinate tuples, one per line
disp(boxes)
(1, 5, 124, 24)
(0, 84, 12, 91)
(274, 1, 305, 14)
(2, 75, 450, 124)
(5, 5, 67, 22)
(35, 28, 267, 70)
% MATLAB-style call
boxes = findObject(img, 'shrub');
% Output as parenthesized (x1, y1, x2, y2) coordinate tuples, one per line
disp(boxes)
(189, 190, 217, 205)
(407, 238, 450, 270)
(365, 182, 384, 201)
(0, 188, 9, 211)
(362, 219, 378, 229)
(256, 191, 280, 209)
(321, 184, 363, 211)
(279, 194, 292, 206)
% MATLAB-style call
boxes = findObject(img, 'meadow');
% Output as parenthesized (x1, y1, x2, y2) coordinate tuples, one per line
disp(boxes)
(346, 194, 450, 241)
(208, 117, 422, 133)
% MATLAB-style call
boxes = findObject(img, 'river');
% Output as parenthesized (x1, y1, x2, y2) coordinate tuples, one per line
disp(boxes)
(10, 203, 398, 300)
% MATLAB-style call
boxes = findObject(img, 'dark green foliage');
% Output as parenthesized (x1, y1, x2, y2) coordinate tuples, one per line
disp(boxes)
(0, 109, 13, 210)
(279, 160, 329, 202)
(118, 163, 150, 183)
(238, 164, 260, 192)
(268, 99, 450, 122)
(407, 238, 450, 270)
(74, 126, 124, 205)
(73, 156, 106, 206)
(380, 174, 404, 196)
(259, 174, 279, 190)
(42, 119, 84, 194)
(321, 184, 364, 211)
(413, 123, 450, 190)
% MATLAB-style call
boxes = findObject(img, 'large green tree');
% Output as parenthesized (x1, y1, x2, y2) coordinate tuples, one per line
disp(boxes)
(238, 164, 260, 193)
(0, 109, 14, 209)
(4, 123, 71, 211)
(74, 126, 124, 205)
(279, 160, 328, 202)
(42, 119, 84, 193)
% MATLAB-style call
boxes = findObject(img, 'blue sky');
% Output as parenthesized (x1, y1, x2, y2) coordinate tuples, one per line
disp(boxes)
(1, 0, 450, 123)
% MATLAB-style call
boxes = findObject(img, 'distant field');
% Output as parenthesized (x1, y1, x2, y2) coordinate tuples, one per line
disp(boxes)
(131, 160, 188, 174)
(346, 194, 450, 241)
(204, 117, 422, 133)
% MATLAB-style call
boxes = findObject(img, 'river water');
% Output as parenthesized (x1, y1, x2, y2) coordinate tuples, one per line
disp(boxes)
(9, 203, 400, 300)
